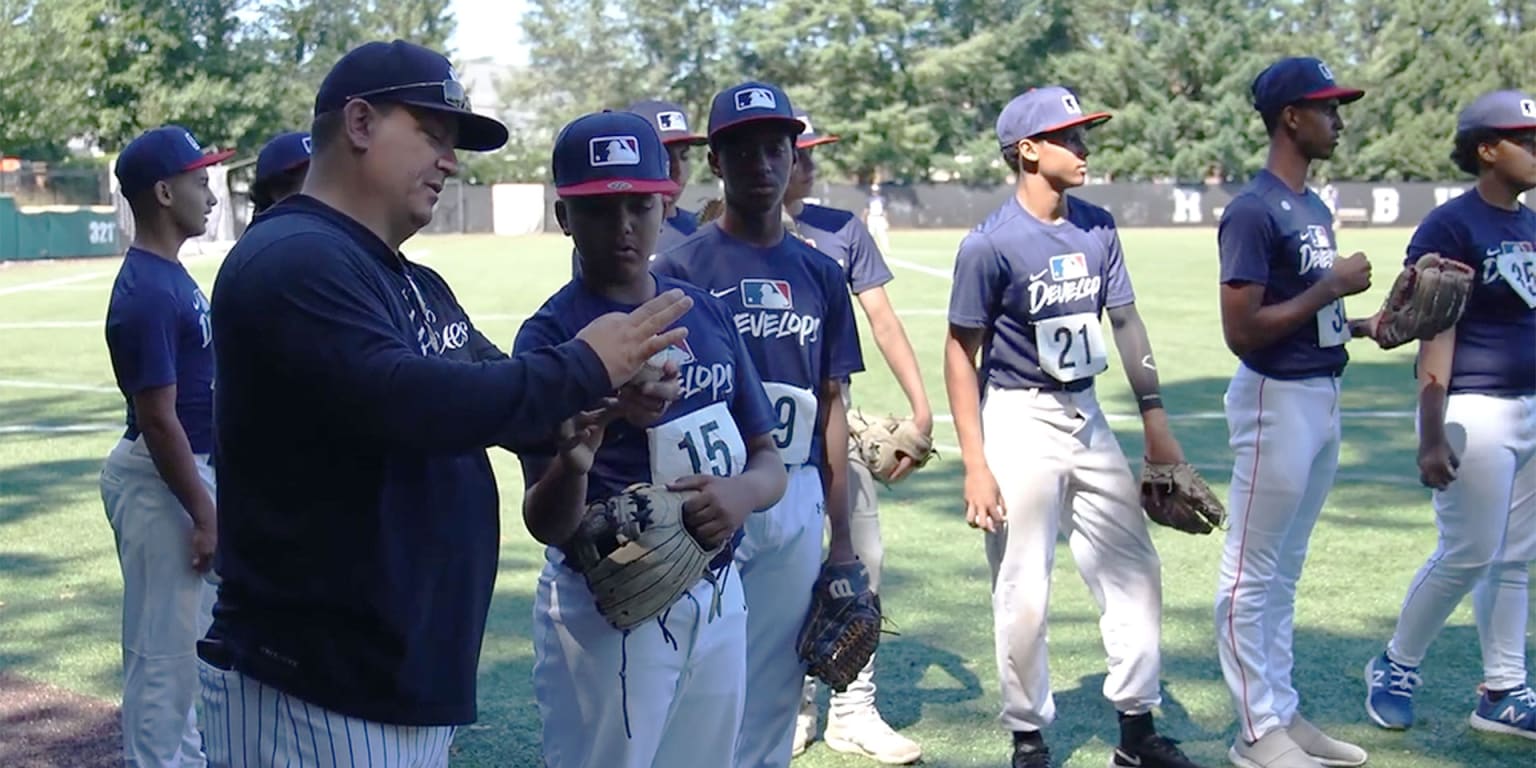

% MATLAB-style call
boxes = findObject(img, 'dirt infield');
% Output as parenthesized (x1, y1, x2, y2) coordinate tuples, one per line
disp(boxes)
(0, 673, 120, 768)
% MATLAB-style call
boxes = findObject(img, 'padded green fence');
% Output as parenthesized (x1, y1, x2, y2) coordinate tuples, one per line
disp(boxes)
(0, 195, 120, 261)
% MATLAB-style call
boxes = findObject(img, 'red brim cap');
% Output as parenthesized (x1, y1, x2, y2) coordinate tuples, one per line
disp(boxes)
(1303, 86, 1365, 104)
(1032, 112, 1112, 138)
(556, 178, 681, 197)
(185, 148, 236, 172)
(797, 134, 840, 149)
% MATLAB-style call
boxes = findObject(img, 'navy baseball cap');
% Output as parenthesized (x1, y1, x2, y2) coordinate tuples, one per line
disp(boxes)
(795, 110, 840, 149)
(254, 132, 312, 187)
(995, 86, 1111, 148)
(625, 100, 708, 146)
(314, 39, 509, 152)
(1457, 90, 1536, 135)
(1251, 57, 1363, 114)
(114, 125, 235, 197)
(552, 111, 681, 197)
(709, 81, 806, 139)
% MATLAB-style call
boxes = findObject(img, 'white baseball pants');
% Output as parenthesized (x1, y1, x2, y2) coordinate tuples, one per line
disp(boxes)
(532, 553, 747, 768)
(735, 465, 826, 768)
(101, 436, 217, 768)
(196, 661, 455, 768)
(1388, 393, 1536, 689)
(981, 385, 1164, 732)
(1215, 364, 1341, 744)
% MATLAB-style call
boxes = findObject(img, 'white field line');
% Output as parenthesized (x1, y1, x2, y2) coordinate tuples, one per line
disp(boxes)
(0, 423, 118, 434)
(0, 321, 99, 329)
(932, 442, 1420, 488)
(0, 379, 117, 393)
(0, 272, 109, 297)
(932, 410, 1411, 424)
(885, 257, 951, 279)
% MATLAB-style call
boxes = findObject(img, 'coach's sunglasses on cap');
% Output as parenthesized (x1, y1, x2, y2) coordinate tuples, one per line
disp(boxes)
(346, 79, 470, 111)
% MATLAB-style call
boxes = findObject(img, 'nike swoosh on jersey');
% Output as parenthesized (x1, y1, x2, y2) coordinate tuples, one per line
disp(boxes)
(1029, 269, 1050, 281)
(711, 287, 738, 298)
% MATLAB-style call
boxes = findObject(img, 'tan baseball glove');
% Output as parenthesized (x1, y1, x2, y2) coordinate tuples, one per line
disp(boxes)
(561, 483, 721, 630)
(847, 408, 935, 484)
(1354, 253, 1476, 350)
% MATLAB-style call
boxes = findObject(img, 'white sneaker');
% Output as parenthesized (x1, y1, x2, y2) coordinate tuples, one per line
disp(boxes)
(1286, 716, 1367, 767)
(792, 681, 818, 758)
(824, 712, 922, 765)
(1229, 729, 1323, 768)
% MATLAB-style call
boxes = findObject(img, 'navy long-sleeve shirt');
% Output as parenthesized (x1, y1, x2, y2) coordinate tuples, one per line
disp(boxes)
(206, 195, 611, 725)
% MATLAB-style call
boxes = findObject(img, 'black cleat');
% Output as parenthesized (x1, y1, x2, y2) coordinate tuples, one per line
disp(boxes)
(1110, 734, 1207, 768)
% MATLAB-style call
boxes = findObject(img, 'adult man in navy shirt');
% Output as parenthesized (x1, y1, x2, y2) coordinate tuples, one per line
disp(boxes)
(103, 123, 232, 768)
(200, 40, 693, 765)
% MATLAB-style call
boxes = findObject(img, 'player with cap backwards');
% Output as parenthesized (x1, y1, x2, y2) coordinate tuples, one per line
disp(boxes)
(249, 131, 311, 214)
(102, 123, 232, 768)
(200, 40, 694, 767)
(1213, 57, 1373, 768)
(517, 109, 788, 768)
(1363, 89, 1536, 741)
(569, 100, 709, 278)
(783, 110, 928, 765)
(651, 80, 866, 768)
(943, 87, 1209, 768)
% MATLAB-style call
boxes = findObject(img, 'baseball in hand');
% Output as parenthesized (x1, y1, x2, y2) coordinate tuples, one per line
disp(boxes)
(628, 350, 669, 386)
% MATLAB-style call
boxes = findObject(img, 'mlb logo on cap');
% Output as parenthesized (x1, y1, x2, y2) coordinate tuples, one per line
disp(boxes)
(589, 135, 641, 167)
(657, 111, 687, 131)
(709, 81, 805, 138)
(1457, 89, 1536, 135)
(740, 279, 794, 309)
(1250, 56, 1364, 114)
(735, 87, 777, 111)
(624, 100, 708, 146)
(552, 110, 680, 197)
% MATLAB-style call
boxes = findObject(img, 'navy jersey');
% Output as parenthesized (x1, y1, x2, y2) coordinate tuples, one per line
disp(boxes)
(104, 247, 215, 453)
(208, 195, 610, 726)
(655, 206, 700, 255)
(1407, 191, 1536, 395)
(652, 223, 864, 467)
(1219, 170, 1350, 379)
(794, 203, 894, 294)
(514, 274, 777, 500)
(948, 196, 1134, 392)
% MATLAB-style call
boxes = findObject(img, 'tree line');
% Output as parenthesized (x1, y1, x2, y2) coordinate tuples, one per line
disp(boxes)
(5, 1, 1536, 186)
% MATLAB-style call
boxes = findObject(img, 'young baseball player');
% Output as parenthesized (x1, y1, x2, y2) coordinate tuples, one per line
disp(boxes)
(199, 40, 695, 767)
(784, 111, 929, 765)
(1213, 57, 1374, 768)
(249, 131, 310, 214)
(1364, 89, 1536, 740)
(102, 124, 232, 768)
(570, 99, 709, 277)
(651, 80, 866, 768)
(517, 109, 789, 768)
(942, 86, 1207, 768)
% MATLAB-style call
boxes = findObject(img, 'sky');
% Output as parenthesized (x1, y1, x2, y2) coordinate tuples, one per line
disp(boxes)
(450, 0, 532, 66)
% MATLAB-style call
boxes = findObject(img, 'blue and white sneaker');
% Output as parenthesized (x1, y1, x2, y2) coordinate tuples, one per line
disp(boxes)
(1365, 651, 1420, 729)
(1470, 684, 1536, 741)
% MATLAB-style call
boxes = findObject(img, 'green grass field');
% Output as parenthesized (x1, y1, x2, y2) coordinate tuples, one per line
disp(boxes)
(0, 227, 1531, 767)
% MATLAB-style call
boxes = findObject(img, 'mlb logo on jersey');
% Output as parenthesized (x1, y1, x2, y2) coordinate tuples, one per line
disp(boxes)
(649, 338, 697, 368)
(656, 111, 687, 132)
(1306, 224, 1331, 249)
(588, 135, 641, 167)
(1050, 253, 1089, 281)
(740, 279, 794, 309)
(735, 87, 777, 111)
(1501, 241, 1535, 256)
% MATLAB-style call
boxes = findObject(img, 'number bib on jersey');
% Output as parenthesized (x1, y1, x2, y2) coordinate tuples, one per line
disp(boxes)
(1316, 299, 1349, 348)
(1036, 312, 1109, 382)
(1497, 249, 1536, 308)
(762, 381, 817, 466)
(647, 402, 747, 485)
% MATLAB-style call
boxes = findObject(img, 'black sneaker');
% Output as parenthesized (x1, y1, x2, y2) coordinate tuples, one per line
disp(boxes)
(1110, 734, 1206, 768)
(1012, 738, 1052, 768)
